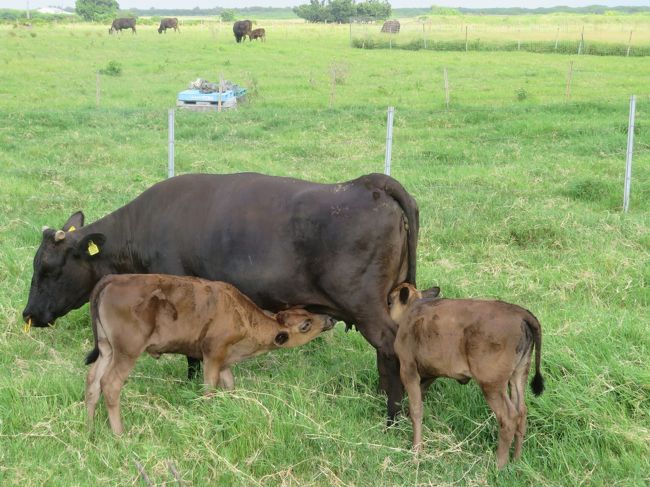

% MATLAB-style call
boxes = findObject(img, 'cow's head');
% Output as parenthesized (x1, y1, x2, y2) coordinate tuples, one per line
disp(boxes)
(22, 211, 106, 327)
(273, 308, 337, 348)
(158, 26, 163, 34)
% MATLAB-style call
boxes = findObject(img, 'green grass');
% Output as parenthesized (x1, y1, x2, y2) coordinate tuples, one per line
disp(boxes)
(1, 17, 649, 486)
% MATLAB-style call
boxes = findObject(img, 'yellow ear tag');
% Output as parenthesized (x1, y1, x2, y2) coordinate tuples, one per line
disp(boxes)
(68, 226, 76, 232)
(87, 240, 100, 256)
(23, 318, 32, 334)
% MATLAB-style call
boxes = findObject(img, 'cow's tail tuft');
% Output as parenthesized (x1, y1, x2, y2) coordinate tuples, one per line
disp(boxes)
(524, 310, 545, 396)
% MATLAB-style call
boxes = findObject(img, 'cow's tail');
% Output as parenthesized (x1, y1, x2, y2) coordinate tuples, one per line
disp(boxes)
(523, 310, 545, 396)
(368, 173, 419, 287)
(84, 276, 112, 365)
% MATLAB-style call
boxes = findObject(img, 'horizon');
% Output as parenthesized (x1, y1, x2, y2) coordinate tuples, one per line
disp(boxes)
(6, 1, 650, 12)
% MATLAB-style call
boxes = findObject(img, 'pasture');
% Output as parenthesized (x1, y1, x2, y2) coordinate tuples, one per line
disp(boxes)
(1, 15, 649, 486)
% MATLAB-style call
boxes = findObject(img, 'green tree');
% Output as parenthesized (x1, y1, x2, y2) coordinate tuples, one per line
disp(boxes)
(293, 0, 331, 23)
(329, 0, 356, 22)
(430, 5, 460, 15)
(75, 0, 119, 21)
(356, 0, 391, 20)
(220, 9, 235, 21)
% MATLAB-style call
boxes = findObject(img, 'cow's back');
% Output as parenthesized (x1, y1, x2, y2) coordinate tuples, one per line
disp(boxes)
(117, 173, 412, 319)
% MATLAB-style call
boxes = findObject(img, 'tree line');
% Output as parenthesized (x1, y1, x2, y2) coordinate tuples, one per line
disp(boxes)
(293, 0, 391, 23)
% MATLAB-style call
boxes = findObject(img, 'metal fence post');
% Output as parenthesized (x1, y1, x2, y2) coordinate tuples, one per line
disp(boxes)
(623, 95, 636, 213)
(384, 106, 394, 176)
(168, 108, 175, 178)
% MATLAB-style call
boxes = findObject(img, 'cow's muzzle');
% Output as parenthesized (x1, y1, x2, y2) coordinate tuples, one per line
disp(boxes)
(22, 310, 53, 328)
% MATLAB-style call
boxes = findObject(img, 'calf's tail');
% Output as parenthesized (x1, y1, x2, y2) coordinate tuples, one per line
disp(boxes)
(84, 276, 112, 365)
(524, 310, 545, 396)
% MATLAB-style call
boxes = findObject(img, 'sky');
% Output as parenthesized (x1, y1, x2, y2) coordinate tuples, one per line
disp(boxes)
(7, 1, 650, 11)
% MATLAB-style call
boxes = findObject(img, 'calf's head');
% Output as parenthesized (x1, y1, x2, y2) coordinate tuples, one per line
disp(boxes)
(387, 283, 441, 323)
(22, 211, 106, 327)
(273, 308, 337, 348)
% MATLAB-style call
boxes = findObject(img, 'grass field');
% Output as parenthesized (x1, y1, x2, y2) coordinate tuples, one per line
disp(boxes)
(1, 15, 649, 486)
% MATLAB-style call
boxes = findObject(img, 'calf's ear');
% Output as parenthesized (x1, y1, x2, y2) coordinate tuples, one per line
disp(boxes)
(62, 211, 85, 232)
(399, 286, 410, 304)
(421, 286, 441, 299)
(274, 332, 289, 346)
(75, 233, 107, 259)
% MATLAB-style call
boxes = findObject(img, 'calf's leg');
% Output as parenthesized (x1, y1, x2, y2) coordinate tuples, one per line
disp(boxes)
(400, 359, 424, 452)
(100, 353, 138, 435)
(481, 383, 520, 469)
(219, 367, 235, 390)
(85, 338, 113, 429)
(510, 354, 532, 461)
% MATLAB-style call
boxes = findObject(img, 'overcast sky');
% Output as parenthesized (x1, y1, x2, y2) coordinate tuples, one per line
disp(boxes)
(8, 1, 650, 11)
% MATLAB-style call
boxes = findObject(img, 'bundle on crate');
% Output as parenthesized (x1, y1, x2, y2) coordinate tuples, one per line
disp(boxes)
(177, 78, 247, 111)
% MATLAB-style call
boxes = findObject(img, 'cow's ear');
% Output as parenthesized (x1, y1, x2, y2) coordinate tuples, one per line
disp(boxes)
(75, 233, 106, 259)
(62, 211, 84, 232)
(399, 286, 410, 304)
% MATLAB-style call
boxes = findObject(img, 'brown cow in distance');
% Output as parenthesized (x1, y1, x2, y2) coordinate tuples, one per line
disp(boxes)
(388, 283, 545, 469)
(158, 17, 179, 34)
(85, 274, 336, 435)
(109, 18, 136, 35)
(250, 28, 266, 42)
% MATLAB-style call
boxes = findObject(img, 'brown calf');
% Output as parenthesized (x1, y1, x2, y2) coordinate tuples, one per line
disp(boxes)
(250, 28, 266, 41)
(388, 283, 544, 469)
(85, 274, 336, 434)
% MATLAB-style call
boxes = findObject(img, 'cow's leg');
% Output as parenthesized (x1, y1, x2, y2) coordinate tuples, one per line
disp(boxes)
(400, 359, 424, 452)
(356, 314, 403, 424)
(481, 383, 519, 469)
(100, 352, 138, 435)
(187, 356, 201, 380)
(85, 338, 112, 429)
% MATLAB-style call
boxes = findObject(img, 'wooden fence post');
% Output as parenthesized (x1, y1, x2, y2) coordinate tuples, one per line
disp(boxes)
(565, 61, 574, 102)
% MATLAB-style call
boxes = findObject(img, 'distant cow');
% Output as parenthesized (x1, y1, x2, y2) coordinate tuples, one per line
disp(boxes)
(85, 274, 336, 434)
(250, 28, 266, 42)
(158, 17, 179, 34)
(109, 18, 136, 35)
(388, 283, 545, 469)
(381, 20, 400, 34)
(233, 19, 253, 43)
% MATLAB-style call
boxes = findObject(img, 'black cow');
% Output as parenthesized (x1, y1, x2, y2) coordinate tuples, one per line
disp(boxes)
(109, 18, 136, 35)
(23, 173, 418, 421)
(233, 20, 253, 43)
(158, 17, 179, 34)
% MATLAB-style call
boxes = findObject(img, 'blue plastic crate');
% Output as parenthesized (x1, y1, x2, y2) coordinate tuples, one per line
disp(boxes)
(177, 89, 235, 103)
